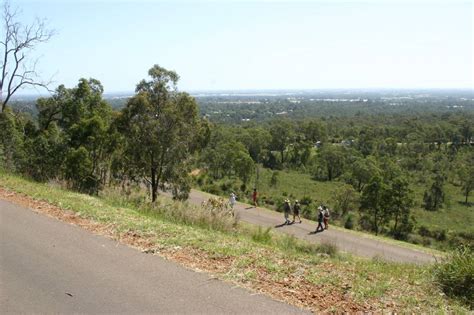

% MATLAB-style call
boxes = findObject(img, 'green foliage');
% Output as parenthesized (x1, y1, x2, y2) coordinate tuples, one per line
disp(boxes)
(311, 145, 347, 181)
(360, 176, 389, 235)
(455, 150, 474, 204)
(332, 184, 360, 218)
(0, 109, 26, 172)
(270, 170, 279, 187)
(423, 170, 446, 211)
(433, 246, 474, 309)
(64, 146, 98, 194)
(23, 124, 65, 181)
(119, 65, 207, 202)
(346, 155, 380, 192)
(344, 214, 355, 229)
(251, 226, 272, 244)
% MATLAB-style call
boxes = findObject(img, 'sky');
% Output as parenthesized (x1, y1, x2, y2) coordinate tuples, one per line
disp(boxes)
(10, 0, 474, 94)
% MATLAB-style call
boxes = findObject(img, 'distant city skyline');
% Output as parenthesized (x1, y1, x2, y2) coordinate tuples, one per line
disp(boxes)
(11, 0, 474, 96)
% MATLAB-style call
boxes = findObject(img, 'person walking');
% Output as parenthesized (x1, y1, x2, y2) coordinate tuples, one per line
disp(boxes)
(252, 188, 258, 207)
(323, 206, 330, 230)
(315, 206, 325, 232)
(292, 200, 302, 224)
(229, 192, 237, 209)
(283, 199, 291, 225)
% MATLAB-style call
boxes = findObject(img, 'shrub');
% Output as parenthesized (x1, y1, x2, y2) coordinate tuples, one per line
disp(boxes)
(433, 246, 474, 309)
(251, 227, 272, 245)
(301, 205, 314, 220)
(316, 242, 338, 257)
(277, 234, 298, 252)
(270, 171, 279, 187)
(299, 196, 313, 206)
(344, 214, 354, 230)
(434, 229, 447, 241)
(418, 225, 431, 237)
(202, 183, 222, 195)
(407, 234, 424, 245)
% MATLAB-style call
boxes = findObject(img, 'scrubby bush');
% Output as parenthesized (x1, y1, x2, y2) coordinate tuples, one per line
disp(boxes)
(344, 214, 355, 230)
(316, 242, 338, 257)
(202, 183, 222, 195)
(433, 246, 474, 309)
(251, 226, 272, 245)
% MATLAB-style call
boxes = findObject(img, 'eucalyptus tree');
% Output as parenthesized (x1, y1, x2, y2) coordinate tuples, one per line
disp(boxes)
(119, 65, 207, 202)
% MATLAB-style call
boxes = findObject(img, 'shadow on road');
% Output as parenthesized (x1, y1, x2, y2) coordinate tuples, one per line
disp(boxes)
(274, 222, 295, 228)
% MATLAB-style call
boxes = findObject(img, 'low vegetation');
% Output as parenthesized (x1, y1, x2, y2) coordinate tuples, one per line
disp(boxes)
(433, 246, 474, 309)
(0, 173, 470, 312)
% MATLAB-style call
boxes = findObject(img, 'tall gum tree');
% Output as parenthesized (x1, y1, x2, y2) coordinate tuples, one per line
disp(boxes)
(119, 65, 208, 202)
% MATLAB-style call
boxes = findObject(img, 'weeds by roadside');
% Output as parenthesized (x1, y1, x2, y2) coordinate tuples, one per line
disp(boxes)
(433, 246, 474, 309)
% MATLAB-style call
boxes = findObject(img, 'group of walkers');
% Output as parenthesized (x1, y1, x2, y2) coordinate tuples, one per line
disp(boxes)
(315, 205, 330, 232)
(282, 199, 302, 224)
(229, 189, 331, 233)
(283, 199, 330, 232)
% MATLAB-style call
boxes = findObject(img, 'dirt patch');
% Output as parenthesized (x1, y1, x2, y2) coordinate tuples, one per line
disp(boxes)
(0, 186, 368, 313)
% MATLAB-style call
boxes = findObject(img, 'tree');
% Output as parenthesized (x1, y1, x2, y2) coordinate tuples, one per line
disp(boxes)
(456, 150, 474, 204)
(269, 119, 294, 164)
(360, 175, 390, 235)
(388, 176, 414, 239)
(312, 145, 346, 181)
(346, 155, 380, 192)
(0, 106, 25, 170)
(119, 65, 206, 202)
(64, 146, 95, 193)
(33, 79, 113, 191)
(423, 159, 446, 211)
(1, 1, 54, 112)
(332, 184, 360, 218)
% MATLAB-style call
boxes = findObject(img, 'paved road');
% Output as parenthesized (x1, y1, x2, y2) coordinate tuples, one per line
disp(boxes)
(0, 200, 306, 314)
(182, 189, 437, 264)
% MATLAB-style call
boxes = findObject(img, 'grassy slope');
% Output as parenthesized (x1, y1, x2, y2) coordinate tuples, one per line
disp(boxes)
(0, 173, 469, 313)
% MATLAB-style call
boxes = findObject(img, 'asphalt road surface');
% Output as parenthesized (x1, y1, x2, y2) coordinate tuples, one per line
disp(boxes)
(0, 199, 307, 314)
(183, 189, 437, 264)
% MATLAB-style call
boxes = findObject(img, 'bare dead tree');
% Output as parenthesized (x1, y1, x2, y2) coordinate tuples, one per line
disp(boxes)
(0, 1, 55, 112)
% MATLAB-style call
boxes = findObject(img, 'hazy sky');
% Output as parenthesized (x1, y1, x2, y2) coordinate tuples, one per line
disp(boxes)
(11, 0, 474, 94)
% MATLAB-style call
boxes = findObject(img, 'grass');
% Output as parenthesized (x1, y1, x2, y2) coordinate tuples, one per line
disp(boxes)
(433, 246, 474, 309)
(0, 172, 470, 313)
(412, 183, 474, 234)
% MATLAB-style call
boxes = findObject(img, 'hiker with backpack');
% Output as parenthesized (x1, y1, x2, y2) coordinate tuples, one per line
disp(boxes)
(229, 192, 237, 209)
(252, 188, 258, 207)
(323, 206, 330, 229)
(292, 200, 302, 224)
(315, 205, 325, 232)
(283, 199, 291, 225)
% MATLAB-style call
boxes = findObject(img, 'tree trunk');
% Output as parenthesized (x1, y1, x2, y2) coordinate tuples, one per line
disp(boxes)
(393, 211, 399, 236)
(374, 209, 379, 235)
(151, 167, 157, 202)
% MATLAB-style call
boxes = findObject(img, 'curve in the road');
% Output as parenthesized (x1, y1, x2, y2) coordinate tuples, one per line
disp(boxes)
(184, 189, 437, 264)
